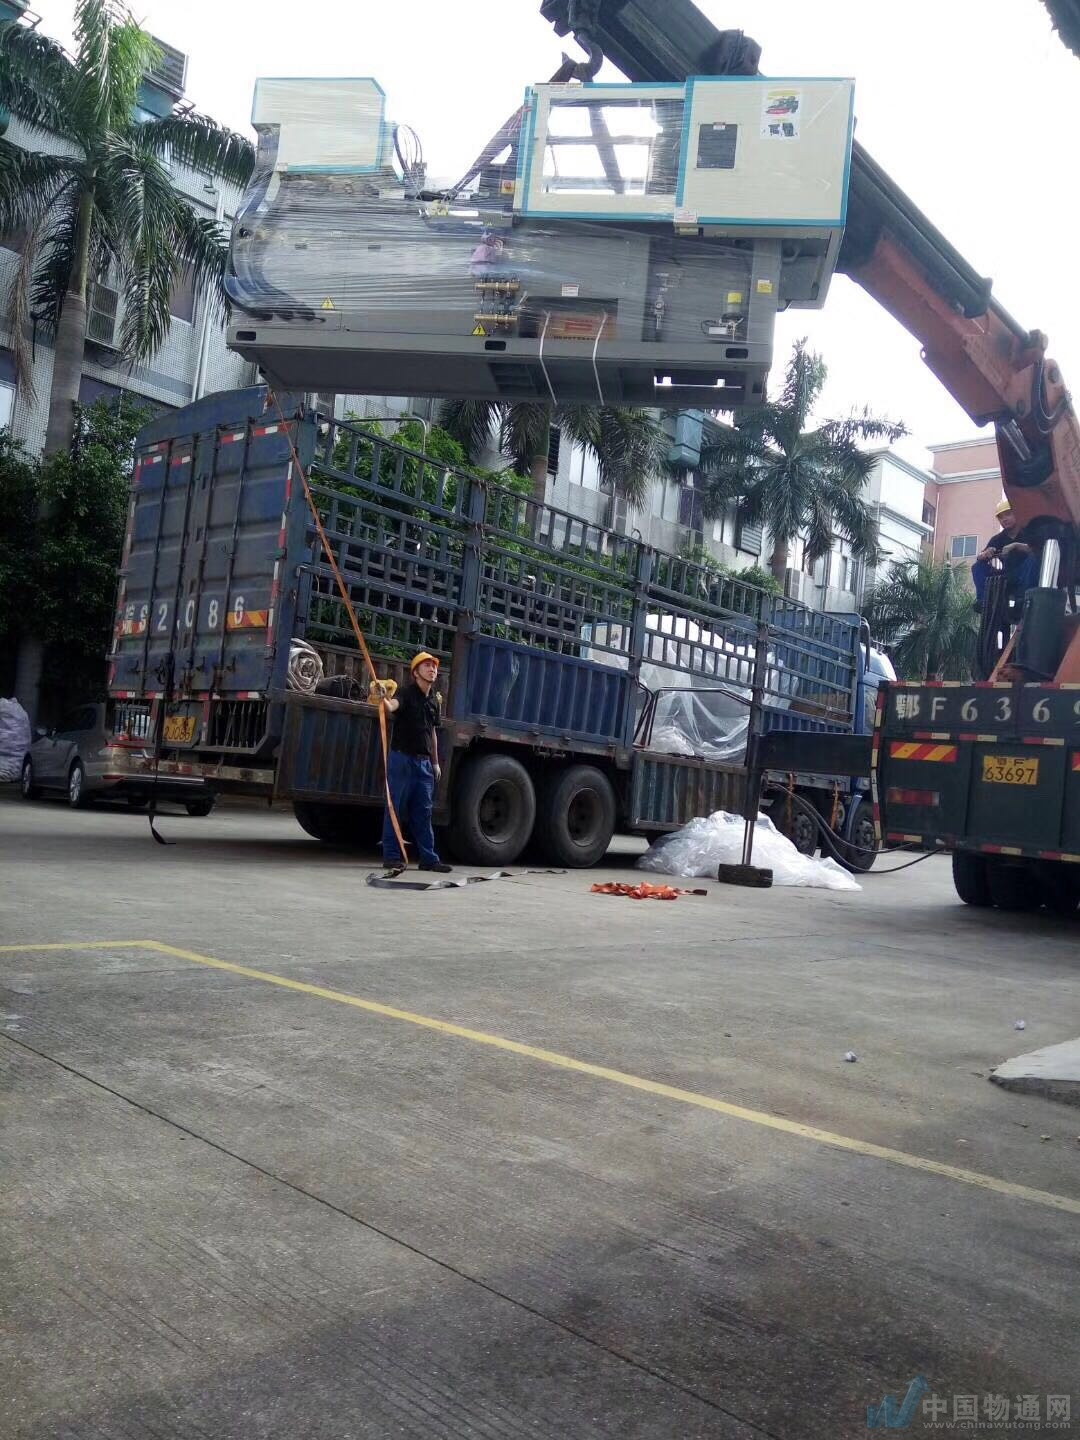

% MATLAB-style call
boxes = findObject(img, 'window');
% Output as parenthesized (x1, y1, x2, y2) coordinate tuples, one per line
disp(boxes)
(0, 348, 15, 430)
(57, 706, 99, 737)
(678, 483, 704, 536)
(735, 509, 762, 557)
(169, 269, 196, 323)
(546, 425, 561, 477)
(541, 96, 684, 199)
(950, 535, 978, 560)
(922, 500, 936, 528)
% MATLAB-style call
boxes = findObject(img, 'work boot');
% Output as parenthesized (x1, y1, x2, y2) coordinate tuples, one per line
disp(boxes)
(419, 862, 453, 873)
(383, 863, 406, 878)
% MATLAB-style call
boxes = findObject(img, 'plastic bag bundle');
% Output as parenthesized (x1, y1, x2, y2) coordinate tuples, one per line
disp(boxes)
(287, 641, 324, 693)
(0, 698, 30, 782)
(636, 810, 861, 891)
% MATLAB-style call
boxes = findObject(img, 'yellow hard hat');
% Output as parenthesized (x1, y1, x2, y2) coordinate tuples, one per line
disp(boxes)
(410, 651, 439, 671)
(995, 497, 1012, 518)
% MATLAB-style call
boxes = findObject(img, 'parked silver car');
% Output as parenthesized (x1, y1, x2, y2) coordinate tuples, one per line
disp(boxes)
(20, 702, 215, 813)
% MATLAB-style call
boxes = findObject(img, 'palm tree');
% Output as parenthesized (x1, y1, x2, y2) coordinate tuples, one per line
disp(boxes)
(438, 399, 670, 511)
(0, 0, 254, 457)
(865, 554, 978, 680)
(696, 339, 906, 583)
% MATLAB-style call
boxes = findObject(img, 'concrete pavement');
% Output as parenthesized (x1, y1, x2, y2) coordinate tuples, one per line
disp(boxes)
(2, 792, 1079, 1439)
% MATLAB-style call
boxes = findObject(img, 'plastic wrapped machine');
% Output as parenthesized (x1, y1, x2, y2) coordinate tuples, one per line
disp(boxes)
(227, 76, 854, 408)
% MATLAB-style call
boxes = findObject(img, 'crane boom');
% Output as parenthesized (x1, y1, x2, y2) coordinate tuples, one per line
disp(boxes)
(544, 0, 1080, 681)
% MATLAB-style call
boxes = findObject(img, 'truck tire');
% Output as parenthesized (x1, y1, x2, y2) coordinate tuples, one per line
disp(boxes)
(1038, 862, 1080, 917)
(774, 795, 818, 855)
(952, 851, 992, 907)
(450, 753, 535, 867)
(836, 797, 877, 873)
(185, 797, 216, 817)
(988, 858, 1039, 912)
(535, 764, 616, 868)
(293, 801, 382, 847)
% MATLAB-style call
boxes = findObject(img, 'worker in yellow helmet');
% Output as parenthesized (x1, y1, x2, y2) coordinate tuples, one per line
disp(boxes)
(973, 497, 1039, 609)
(377, 652, 451, 877)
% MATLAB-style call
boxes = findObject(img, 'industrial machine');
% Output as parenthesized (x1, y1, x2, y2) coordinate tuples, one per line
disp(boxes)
(226, 73, 854, 407)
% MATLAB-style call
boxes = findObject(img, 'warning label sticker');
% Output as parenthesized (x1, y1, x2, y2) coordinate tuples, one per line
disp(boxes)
(761, 87, 801, 140)
(321, 297, 335, 311)
(472, 324, 487, 337)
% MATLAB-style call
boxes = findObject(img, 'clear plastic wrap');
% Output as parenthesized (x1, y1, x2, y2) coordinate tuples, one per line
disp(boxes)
(636, 810, 862, 891)
(227, 77, 853, 404)
(0, 698, 30, 782)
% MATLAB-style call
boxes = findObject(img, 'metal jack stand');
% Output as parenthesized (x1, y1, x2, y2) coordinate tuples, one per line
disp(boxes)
(717, 615, 773, 889)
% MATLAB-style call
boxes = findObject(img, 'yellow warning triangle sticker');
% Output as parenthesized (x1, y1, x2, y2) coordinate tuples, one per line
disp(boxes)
(321, 297, 335, 311)
(472, 323, 487, 337)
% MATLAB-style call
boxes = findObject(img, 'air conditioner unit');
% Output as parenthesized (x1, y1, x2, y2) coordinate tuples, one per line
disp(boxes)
(147, 39, 188, 99)
(784, 568, 816, 605)
(86, 283, 120, 348)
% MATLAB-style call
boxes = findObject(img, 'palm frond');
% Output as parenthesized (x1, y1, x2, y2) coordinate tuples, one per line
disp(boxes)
(778, 338, 827, 436)
(0, 24, 79, 142)
(137, 113, 255, 189)
(0, 143, 81, 237)
(865, 555, 977, 680)
(559, 405, 666, 509)
(437, 399, 499, 462)
(500, 403, 551, 476)
(72, 0, 158, 135)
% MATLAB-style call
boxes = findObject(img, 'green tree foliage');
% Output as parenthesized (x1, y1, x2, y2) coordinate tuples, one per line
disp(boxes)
(0, 0, 253, 455)
(864, 554, 978, 680)
(438, 399, 669, 509)
(0, 398, 148, 714)
(697, 340, 906, 581)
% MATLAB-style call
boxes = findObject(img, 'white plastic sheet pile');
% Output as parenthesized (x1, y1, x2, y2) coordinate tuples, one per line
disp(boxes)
(637, 809, 861, 891)
(0, 698, 31, 782)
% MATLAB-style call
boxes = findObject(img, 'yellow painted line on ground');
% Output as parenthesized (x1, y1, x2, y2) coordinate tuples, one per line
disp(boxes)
(4, 939, 1080, 1219)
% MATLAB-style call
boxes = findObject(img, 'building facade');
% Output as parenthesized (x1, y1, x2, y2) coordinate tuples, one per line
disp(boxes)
(926, 437, 1005, 579)
(0, 22, 255, 457)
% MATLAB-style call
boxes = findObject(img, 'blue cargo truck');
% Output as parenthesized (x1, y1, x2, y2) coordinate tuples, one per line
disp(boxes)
(107, 386, 885, 867)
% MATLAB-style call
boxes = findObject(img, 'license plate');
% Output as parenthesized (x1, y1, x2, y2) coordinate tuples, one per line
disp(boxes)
(981, 755, 1038, 786)
(163, 715, 197, 744)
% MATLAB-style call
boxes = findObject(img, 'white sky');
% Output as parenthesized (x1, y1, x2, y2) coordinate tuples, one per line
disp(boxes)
(36, 0, 1080, 467)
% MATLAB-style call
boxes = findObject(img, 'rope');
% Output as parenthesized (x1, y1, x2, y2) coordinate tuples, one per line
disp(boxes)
(269, 391, 410, 867)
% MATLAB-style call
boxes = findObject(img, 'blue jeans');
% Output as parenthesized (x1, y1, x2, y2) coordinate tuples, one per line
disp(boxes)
(382, 751, 440, 866)
(972, 551, 1040, 606)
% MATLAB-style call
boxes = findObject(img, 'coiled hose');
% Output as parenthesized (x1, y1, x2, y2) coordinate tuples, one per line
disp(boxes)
(287, 641, 323, 693)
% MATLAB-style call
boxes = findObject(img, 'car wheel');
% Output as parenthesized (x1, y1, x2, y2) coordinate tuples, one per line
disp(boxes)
(21, 757, 41, 800)
(67, 760, 89, 809)
(184, 797, 216, 818)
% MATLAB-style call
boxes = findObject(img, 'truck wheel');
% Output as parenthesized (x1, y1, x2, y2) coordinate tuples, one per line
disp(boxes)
(952, 851, 991, 907)
(774, 797, 818, 855)
(536, 764, 616, 868)
(185, 797, 216, 818)
(837, 797, 877, 873)
(293, 801, 382, 847)
(1038, 863, 1080, 917)
(989, 859, 1039, 912)
(450, 753, 535, 866)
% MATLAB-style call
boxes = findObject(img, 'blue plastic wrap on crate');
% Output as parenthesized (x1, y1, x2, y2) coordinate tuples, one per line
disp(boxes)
(454, 635, 629, 746)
